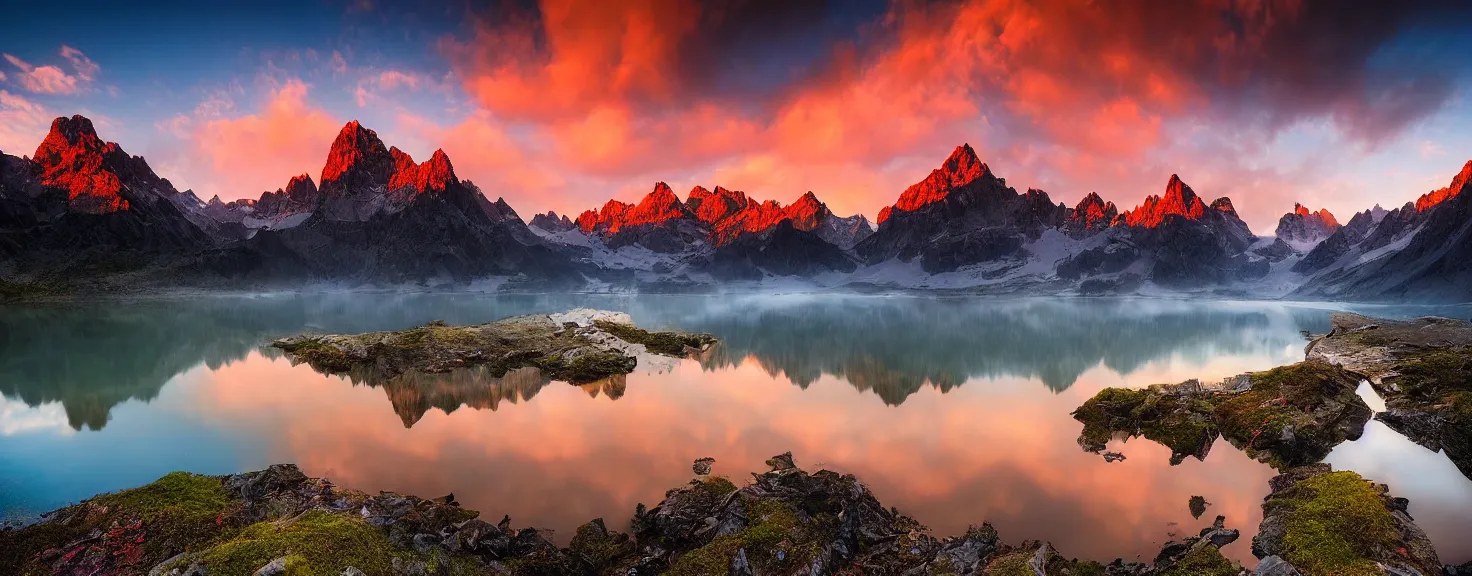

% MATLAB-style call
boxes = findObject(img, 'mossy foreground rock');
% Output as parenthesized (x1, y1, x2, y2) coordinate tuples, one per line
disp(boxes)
(1, 455, 1253, 576)
(1308, 313, 1472, 482)
(1252, 464, 1441, 576)
(1073, 360, 1371, 468)
(270, 309, 716, 385)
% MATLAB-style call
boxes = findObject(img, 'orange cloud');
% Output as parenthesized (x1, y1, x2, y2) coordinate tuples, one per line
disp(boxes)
(158, 80, 341, 199)
(432, 0, 1461, 231)
(394, 110, 567, 202)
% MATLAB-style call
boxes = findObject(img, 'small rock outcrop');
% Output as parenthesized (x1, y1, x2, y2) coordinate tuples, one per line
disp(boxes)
(1251, 464, 1441, 576)
(1073, 360, 1372, 468)
(271, 309, 716, 385)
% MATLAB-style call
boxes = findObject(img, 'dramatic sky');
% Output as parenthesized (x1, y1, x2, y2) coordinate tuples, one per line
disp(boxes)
(2, 0, 1471, 233)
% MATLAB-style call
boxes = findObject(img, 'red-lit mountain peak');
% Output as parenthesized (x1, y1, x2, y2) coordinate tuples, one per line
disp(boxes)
(576, 182, 694, 233)
(1120, 174, 1208, 227)
(1292, 203, 1338, 227)
(688, 185, 753, 225)
(285, 173, 317, 197)
(32, 115, 131, 213)
(319, 120, 394, 192)
(1414, 159, 1472, 212)
(1068, 192, 1118, 231)
(387, 147, 458, 194)
(785, 191, 831, 230)
(880, 143, 993, 224)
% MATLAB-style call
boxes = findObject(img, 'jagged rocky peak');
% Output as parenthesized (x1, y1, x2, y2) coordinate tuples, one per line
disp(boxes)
(575, 182, 694, 234)
(1117, 174, 1207, 227)
(686, 185, 752, 225)
(879, 143, 992, 223)
(1066, 192, 1118, 234)
(1414, 159, 1472, 212)
(31, 115, 147, 213)
(529, 210, 575, 232)
(387, 147, 457, 194)
(318, 120, 395, 195)
(284, 173, 317, 197)
(1275, 203, 1341, 249)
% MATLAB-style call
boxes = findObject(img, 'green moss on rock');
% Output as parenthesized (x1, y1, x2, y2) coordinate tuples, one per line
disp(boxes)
(1214, 361, 1369, 468)
(594, 320, 715, 356)
(668, 497, 826, 576)
(1158, 544, 1236, 576)
(1072, 385, 1219, 464)
(0, 472, 235, 574)
(1265, 471, 1400, 576)
(185, 511, 423, 576)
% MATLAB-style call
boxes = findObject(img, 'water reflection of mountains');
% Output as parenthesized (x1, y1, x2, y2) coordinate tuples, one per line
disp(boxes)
(685, 299, 1320, 404)
(0, 295, 1350, 430)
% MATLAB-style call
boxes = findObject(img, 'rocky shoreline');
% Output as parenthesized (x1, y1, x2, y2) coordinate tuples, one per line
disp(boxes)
(1, 454, 1465, 576)
(270, 309, 717, 385)
(1073, 313, 1472, 483)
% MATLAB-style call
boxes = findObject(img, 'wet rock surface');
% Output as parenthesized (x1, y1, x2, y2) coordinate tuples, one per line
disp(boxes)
(1, 455, 1267, 576)
(270, 308, 716, 385)
(1307, 313, 1472, 481)
(1072, 360, 1371, 468)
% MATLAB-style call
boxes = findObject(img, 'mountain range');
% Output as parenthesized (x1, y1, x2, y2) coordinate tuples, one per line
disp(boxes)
(2, 114, 1470, 301)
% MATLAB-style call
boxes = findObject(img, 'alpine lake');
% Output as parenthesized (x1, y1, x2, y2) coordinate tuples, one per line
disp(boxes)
(2, 293, 1470, 567)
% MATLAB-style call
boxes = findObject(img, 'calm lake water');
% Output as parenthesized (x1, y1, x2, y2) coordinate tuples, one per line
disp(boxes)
(2, 294, 1471, 566)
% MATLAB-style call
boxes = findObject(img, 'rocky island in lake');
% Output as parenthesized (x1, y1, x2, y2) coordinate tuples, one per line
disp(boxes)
(270, 309, 717, 385)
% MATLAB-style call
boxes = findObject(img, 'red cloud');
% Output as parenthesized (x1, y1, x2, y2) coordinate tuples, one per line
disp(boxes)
(424, 0, 1466, 230)
(157, 80, 342, 200)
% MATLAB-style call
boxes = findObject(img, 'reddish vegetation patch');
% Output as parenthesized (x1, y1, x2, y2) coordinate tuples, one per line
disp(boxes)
(1414, 160, 1472, 212)
(1118, 175, 1207, 228)
(879, 144, 989, 224)
(388, 148, 457, 193)
(32, 116, 130, 213)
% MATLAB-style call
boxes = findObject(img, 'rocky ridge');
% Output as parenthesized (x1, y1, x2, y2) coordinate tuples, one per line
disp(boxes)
(6, 113, 1472, 300)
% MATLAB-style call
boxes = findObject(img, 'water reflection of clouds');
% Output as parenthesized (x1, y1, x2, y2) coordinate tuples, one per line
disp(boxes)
(169, 354, 1283, 564)
(0, 397, 72, 437)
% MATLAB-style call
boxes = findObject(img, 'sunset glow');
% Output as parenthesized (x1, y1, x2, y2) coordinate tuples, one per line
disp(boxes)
(3, 1, 1471, 232)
